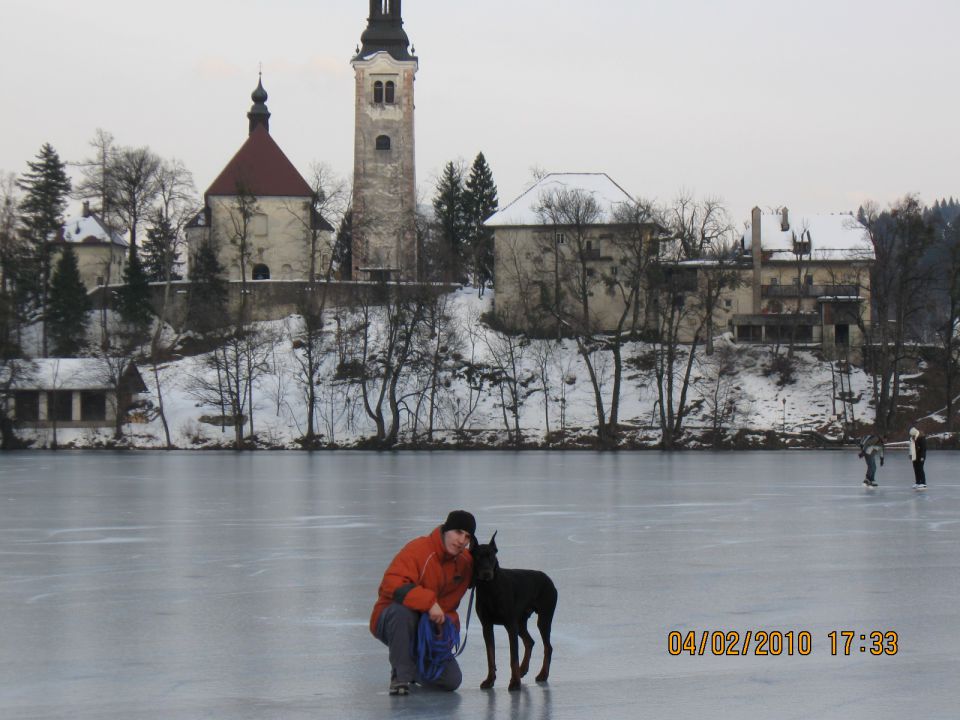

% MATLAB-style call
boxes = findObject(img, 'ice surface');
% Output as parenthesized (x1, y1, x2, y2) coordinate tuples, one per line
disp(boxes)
(0, 450, 957, 719)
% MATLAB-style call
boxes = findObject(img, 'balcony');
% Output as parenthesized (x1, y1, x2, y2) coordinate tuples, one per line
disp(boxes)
(762, 284, 859, 298)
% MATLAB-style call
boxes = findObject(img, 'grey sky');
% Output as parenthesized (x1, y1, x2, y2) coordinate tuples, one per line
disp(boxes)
(2, 0, 958, 226)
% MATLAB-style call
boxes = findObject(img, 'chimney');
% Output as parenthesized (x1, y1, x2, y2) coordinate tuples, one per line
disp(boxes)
(780, 206, 789, 232)
(752, 206, 763, 313)
(82, 200, 91, 218)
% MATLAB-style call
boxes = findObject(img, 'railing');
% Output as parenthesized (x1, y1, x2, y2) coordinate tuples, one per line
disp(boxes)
(762, 284, 859, 298)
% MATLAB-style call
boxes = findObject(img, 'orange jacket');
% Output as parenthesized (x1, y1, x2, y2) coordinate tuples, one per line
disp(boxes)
(370, 526, 473, 636)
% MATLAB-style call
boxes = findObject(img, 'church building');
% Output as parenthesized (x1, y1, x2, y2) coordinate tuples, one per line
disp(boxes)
(186, 78, 334, 283)
(351, 0, 419, 281)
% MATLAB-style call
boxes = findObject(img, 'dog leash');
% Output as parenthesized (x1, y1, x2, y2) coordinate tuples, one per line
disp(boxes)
(454, 586, 475, 657)
(415, 586, 476, 682)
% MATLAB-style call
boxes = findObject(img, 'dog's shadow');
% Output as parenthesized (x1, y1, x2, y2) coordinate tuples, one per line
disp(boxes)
(483, 684, 553, 720)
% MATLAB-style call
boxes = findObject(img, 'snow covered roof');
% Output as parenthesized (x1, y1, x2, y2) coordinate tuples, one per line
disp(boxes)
(60, 212, 127, 247)
(485, 173, 635, 227)
(3, 359, 145, 391)
(742, 210, 873, 261)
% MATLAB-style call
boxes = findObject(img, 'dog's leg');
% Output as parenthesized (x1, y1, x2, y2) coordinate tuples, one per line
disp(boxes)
(480, 622, 497, 690)
(507, 622, 522, 691)
(517, 617, 535, 677)
(535, 586, 558, 683)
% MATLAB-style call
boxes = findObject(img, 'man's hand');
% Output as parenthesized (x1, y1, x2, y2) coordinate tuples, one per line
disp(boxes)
(428, 603, 445, 624)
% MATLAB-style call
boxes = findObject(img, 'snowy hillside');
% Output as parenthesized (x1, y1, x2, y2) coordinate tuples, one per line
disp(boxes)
(21, 287, 874, 450)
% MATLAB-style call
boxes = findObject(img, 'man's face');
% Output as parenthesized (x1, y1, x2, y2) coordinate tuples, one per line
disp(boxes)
(443, 529, 471, 556)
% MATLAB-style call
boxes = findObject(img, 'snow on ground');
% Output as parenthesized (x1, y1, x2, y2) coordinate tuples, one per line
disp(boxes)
(21, 287, 874, 449)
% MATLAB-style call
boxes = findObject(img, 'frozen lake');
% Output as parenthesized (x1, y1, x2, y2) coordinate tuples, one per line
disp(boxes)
(0, 450, 957, 719)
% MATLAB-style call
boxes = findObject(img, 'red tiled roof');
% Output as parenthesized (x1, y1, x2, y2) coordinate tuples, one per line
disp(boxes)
(205, 125, 313, 198)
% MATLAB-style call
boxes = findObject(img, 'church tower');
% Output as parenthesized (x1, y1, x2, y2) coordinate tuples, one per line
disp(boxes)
(351, 0, 418, 281)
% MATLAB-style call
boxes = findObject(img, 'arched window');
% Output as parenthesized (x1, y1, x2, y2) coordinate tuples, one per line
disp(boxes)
(382, 1, 390, 13)
(252, 264, 270, 280)
(385, 81, 395, 104)
(376, 135, 391, 150)
(373, 81, 383, 104)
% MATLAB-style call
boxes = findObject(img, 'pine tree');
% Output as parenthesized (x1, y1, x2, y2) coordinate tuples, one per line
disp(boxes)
(141, 214, 181, 282)
(462, 152, 499, 293)
(115, 251, 154, 345)
(333, 209, 353, 280)
(17, 144, 72, 356)
(186, 240, 228, 335)
(47, 246, 91, 357)
(432, 161, 467, 282)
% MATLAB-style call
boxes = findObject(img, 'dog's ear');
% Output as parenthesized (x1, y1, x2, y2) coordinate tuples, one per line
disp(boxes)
(490, 530, 498, 552)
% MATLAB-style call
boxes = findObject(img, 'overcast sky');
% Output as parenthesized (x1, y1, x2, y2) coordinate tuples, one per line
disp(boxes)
(3, 0, 958, 226)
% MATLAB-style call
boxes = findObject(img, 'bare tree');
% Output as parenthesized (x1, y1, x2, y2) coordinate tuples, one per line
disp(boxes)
(341, 283, 429, 448)
(535, 187, 619, 444)
(110, 146, 162, 263)
(860, 196, 936, 433)
(933, 218, 960, 431)
(484, 330, 533, 448)
(187, 325, 271, 449)
(644, 193, 741, 449)
(72, 129, 121, 235)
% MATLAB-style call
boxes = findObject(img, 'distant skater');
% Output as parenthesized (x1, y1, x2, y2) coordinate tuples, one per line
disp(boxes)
(858, 434, 885, 487)
(909, 427, 927, 489)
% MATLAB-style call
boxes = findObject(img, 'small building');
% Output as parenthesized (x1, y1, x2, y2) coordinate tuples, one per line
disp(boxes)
(53, 202, 128, 291)
(3, 359, 146, 429)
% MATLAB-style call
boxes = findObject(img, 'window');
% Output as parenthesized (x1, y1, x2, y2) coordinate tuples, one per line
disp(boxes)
(385, 81, 395, 104)
(805, 274, 814, 286)
(769, 277, 779, 286)
(48, 391, 73, 422)
(14, 391, 39, 422)
(253, 213, 268, 237)
(80, 391, 106, 421)
(586, 268, 596, 278)
(252, 264, 270, 280)
(555, 233, 565, 245)
(375, 135, 391, 150)
(381, 0, 391, 12)
(374, 81, 384, 104)
(724, 298, 732, 309)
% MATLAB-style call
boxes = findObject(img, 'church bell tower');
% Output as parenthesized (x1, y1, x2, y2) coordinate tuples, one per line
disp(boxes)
(351, 0, 418, 281)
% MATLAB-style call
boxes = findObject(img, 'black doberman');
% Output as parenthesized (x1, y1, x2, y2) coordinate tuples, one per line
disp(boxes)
(472, 531, 558, 691)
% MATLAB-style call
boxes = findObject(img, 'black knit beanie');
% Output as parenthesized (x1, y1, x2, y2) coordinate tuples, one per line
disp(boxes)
(441, 510, 476, 537)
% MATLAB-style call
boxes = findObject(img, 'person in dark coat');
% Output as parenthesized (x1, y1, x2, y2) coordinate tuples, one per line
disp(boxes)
(858, 434, 885, 487)
(909, 426, 928, 489)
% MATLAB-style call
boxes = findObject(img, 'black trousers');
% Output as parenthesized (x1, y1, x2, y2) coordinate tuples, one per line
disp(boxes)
(913, 460, 926, 485)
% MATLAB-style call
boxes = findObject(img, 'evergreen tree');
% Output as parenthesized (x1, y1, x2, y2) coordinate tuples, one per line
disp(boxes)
(47, 246, 91, 357)
(185, 240, 228, 335)
(17, 144, 72, 356)
(333, 209, 353, 280)
(432, 161, 467, 282)
(141, 213, 181, 282)
(462, 152, 499, 293)
(115, 251, 154, 346)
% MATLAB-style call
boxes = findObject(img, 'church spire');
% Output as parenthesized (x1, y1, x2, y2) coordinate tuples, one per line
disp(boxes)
(356, 0, 414, 61)
(247, 73, 271, 135)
